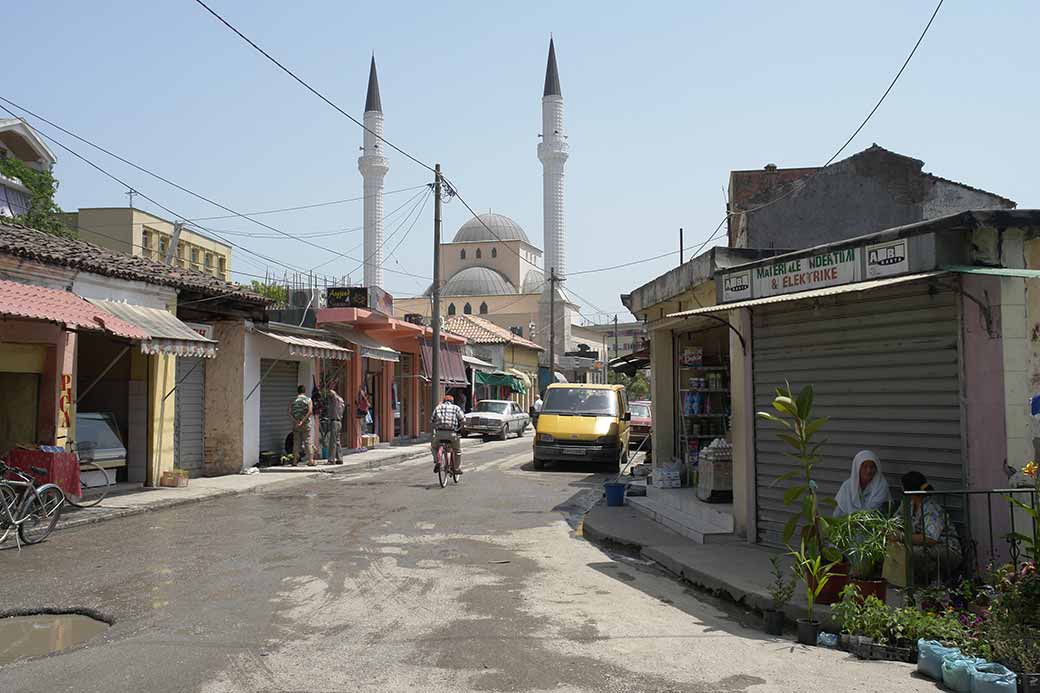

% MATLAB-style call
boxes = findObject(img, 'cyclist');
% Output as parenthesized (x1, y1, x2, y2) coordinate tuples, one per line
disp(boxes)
(430, 393, 465, 475)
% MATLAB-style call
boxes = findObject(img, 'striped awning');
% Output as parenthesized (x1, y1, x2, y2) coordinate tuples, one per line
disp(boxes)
(257, 330, 351, 360)
(88, 298, 218, 358)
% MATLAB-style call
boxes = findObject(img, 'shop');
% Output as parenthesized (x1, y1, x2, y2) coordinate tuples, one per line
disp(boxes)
(668, 209, 1040, 558)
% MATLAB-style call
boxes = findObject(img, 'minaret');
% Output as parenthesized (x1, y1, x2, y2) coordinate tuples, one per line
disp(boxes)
(537, 38, 571, 363)
(358, 56, 389, 289)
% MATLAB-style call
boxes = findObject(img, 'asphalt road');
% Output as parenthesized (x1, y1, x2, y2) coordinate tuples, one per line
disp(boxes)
(0, 437, 932, 692)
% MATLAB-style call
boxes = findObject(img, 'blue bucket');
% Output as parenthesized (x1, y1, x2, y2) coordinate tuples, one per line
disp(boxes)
(604, 482, 626, 507)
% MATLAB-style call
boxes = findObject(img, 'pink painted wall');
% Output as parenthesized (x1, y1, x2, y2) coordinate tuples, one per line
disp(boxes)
(2, 320, 69, 446)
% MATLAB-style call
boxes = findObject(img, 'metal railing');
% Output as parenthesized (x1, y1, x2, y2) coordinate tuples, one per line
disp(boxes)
(900, 487, 1038, 588)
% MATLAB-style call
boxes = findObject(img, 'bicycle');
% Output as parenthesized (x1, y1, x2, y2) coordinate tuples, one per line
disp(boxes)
(0, 460, 66, 547)
(64, 442, 112, 509)
(433, 433, 460, 489)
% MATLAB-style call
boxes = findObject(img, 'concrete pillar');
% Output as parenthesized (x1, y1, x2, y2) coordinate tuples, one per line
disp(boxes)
(649, 326, 674, 472)
(409, 355, 421, 437)
(381, 367, 394, 443)
(147, 353, 176, 485)
(729, 308, 754, 540)
(204, 320, 246, 472)
(347, 354, 364, 449)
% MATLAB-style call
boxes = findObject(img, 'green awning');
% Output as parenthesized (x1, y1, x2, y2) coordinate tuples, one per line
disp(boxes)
(475, 370, 525, 394)
(944, 265, 1040, 279)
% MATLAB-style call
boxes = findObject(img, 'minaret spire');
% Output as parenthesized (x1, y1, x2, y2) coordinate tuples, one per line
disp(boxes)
(359, 56, 389, 288)
(543, 37, 561, 97)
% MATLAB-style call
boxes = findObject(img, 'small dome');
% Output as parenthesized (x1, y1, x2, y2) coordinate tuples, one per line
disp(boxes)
(441, 266, 517, 296)
(453, 213, 529, 244)
(521, 269, 545, 293)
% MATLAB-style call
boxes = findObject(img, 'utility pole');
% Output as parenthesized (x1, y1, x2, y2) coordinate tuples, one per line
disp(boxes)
(613, 314, 619, 382)
(430, 164, 442, 416)
(164, 221, 182, 266)
(548, 268, 557, 383)
(679, 227, 684, 265)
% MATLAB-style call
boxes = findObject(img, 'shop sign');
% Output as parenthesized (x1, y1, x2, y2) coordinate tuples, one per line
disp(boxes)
(183, 322, 213, 340)
(58, 374, 72, 429)
(865, 239, 909, 278)
(722, 271, 752, 302)
(326, 286, 395, 315)
(752, 248, 859, 297)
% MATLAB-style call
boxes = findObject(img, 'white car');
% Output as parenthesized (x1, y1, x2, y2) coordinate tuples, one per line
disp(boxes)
(464, 400, 530, 440)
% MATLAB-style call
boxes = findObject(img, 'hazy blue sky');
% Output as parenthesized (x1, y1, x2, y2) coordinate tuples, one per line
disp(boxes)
(5, 1, 1037, 321)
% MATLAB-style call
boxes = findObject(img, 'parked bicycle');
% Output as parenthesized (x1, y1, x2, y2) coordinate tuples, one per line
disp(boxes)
(0, 459, 66, 546)
(64, 442, 112, 509)
(433, 439, 460, 489)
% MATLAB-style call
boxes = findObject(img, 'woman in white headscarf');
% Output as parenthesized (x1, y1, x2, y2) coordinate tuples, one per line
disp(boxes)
(834, 450, 892, 517)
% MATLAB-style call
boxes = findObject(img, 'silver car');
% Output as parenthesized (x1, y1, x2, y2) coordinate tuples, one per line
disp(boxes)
(464, 400, 530, 440)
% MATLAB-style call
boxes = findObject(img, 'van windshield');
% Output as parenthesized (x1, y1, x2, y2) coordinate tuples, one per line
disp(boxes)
(542, 388, 618, 417)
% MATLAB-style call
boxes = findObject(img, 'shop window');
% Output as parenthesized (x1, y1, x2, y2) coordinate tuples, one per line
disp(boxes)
(475, 249, 482, 259)
(218, 257, 227, 276)
(447, 303, 456, 316)
(190, 247, 199, 265)
(205, 253, 213, 269)
(479, 302, 488, 315)
(460, 249, 466, 260)
(464, 303, 472, 315)
(142, 230, 152, 251)
(491, 248, 497, 258)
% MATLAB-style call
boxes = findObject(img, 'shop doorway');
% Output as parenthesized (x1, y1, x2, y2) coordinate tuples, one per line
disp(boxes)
(259, 359, 299, 457)
(174, 356, 206, 475)
(0, 372, 39, 456)
(76, 333, 133, 482)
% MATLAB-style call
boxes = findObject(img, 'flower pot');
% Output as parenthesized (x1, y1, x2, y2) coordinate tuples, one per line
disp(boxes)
(851, 577, 887, 603)
(839, 633, 851, 651)
(850, 635, 874, 659)
(796, 618, 820, 646)
(1020, 672, 1040, 693)
(763, 609, 785, 636)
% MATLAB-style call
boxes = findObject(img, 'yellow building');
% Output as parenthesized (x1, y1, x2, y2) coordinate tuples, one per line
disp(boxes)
(63, 208, 232, 281)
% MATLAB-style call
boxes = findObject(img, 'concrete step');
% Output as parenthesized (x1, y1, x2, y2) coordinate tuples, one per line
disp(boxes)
(627, 495, 740, 545)
(645, 486, 735, 533)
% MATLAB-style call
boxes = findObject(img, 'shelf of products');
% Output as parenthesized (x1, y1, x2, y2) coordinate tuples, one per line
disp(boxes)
(677, 343, 732, 479)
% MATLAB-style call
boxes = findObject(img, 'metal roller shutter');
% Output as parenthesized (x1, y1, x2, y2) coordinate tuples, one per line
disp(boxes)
(259, 360, 300, 455)
(174, 357, 206, 473)
(753, 281, 963, 547)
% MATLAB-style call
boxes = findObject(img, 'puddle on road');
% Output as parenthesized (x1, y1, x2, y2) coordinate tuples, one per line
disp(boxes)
(0, 613, 110, 665)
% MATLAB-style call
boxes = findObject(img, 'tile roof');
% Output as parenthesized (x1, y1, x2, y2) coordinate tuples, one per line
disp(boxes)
(0, 278, 148, 339)
(0, 218, 269, 304)
(442, 314, 543, 351)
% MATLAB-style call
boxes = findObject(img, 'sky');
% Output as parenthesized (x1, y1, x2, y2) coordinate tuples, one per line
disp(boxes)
(5, 1, 1038, 323)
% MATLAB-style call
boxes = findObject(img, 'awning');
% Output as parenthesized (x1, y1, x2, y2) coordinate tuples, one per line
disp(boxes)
(667, 271, 947, 318)
(0, 279, 147, 340)
(88, 298, 218, 358)
(944, 265, 1040, 279)
(507, 368, 532, 392)
(329, 325, 399, 362)
(463, 354, 496, 373)
(420, 341, 469, 387)
(475, 370, 524, 393)
(609, 348, 650, 376)
(257, 330, 351, 360)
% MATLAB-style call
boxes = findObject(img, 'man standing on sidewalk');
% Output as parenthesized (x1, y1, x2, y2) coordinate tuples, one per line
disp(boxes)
(289, 385, 315, 466)
(326, 387, 345, 464)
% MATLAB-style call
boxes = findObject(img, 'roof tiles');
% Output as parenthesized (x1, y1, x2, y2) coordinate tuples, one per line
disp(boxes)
(443, 314, 543, 351)
(0, 278, 148, 339)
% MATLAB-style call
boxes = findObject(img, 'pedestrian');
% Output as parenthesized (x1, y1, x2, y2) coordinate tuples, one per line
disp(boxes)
(533, 394, 544, 413)
(356, 387, 371, 435)
(326, 387, 345, 464)
(289, 385, 315, 466)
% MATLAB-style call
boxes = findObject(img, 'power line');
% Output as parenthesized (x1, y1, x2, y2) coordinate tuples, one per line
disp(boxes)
(0, 97, 432, 281)
(191, 0, 435, 174)
(186, 184, 428, 221)
(377, 187, 432, 270)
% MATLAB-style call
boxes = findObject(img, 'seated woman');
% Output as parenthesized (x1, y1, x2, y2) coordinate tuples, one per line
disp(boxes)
(888, 471, 962, 585)
(834, 450, 892, 517)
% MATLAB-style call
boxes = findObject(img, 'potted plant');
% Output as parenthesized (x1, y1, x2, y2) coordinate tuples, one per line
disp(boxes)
(789, 538, 841, 646)
(831, 583, 863, 650)
(159, 467, 190, 488)
(764, 554, 794, 636)
(831, 510, 901, 603)
(988, 562, 1040, 692)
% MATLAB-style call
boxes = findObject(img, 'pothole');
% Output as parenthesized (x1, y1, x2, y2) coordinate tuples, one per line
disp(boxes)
(0, 611, 111, 665)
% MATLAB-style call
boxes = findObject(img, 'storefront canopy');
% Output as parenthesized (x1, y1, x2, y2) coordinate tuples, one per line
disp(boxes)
(420, 342, 468, 387)
(328, 325, 400, 362)
(88, 298, 218, 358)
(507, 368, 532, 393)
(0, 279, 147, 339)
(609, 348, 650, 376)
(257, 330, 351, 360)
(475, 370, 525, 394)
(463, 354, 496, 373)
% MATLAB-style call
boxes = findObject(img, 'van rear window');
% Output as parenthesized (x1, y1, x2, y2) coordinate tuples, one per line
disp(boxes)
(542, 388, 618, 417)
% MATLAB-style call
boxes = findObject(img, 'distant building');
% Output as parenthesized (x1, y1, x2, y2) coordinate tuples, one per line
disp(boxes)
(0, 118, 57, 219)
(583, 320, 647, 360)
(63, 208, 232, 282)
(728, 144, 1016, 250)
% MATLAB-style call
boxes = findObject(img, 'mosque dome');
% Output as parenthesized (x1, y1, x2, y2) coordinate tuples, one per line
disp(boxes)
(452, 213, 530, 244)
(441, 266, 518, 296)
(521, 269, 545, 293)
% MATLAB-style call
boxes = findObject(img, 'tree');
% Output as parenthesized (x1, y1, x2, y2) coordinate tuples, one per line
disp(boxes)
(248, 280, 288, 305)
(613, 371, 649, 400)
(0, 158, 74, 237)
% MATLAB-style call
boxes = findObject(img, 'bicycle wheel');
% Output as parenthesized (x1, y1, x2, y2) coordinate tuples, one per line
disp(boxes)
(436, 446, 448, 488)
(0, 484, 18, 545)
(18, 485, 64, 545)
(450, 450, 459, 484)
(66, 462, 111, 508)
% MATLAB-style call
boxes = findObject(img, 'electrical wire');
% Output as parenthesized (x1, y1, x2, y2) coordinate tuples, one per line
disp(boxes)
(186, 184, 428, 221)
(191, 0, 435, 174)
(349, 185, 432, 277)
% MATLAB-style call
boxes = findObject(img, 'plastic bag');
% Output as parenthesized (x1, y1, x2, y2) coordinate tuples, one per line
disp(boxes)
(971, 662, 1017, 693)
(918, 640, 960, 681)
(942, 654, 985, 693)
(816, 632, 838, 649)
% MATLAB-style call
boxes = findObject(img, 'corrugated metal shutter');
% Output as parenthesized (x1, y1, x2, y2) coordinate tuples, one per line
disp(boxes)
(174, 357, 206, 474)
(259, 360, 299, 455)
(753, 281, 963, 547)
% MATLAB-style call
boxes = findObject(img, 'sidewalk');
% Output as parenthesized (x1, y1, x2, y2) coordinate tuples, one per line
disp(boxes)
(582, 500, 842, 631)
(51, 437, 483, 533)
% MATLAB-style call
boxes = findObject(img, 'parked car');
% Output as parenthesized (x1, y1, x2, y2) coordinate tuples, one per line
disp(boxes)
(464, 400, 529, 440)
(532, 383, 631, 471)
(629, 400, 652, 451)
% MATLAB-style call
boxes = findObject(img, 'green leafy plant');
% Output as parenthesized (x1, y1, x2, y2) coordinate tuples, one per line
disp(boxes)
(1005, 461, 1040, 562)
(0, 157, 73, 237)
(248, 280, 289, 305)
(757, 382, 834, 556)
(830, 510, 903, 579)
(832, 583, 863, 635)
(988, 562, 1040, 671)
(768, 555, 795, 610)
(789, 538, 841, 623)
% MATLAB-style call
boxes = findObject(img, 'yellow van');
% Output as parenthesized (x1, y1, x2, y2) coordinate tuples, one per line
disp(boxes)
(532, 383, 631, 471)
